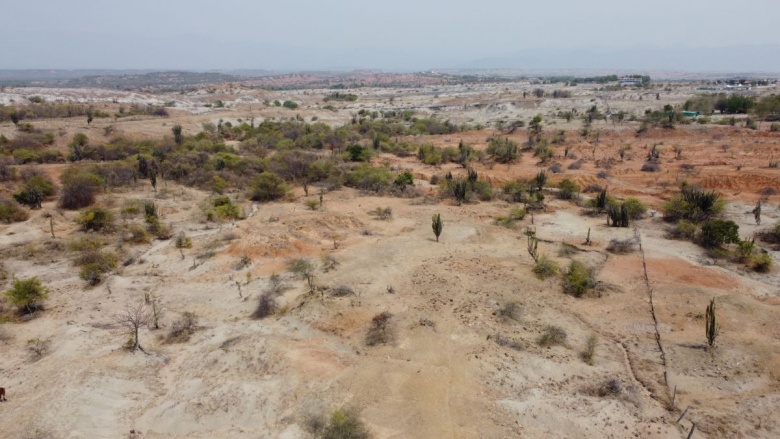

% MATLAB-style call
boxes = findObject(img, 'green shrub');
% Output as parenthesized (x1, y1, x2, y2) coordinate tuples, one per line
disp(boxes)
(557, 179, 580, 200)
(320, 408, 372, 439)
(175, 232, 192, 249)
(663, 186, 724, 223)
(75, 206, 114, 232)
(699, 220, 739, 248)
(622, 197, 648, 219)
(502, 180, 530, 202)
(417, 144, 443, 165)
(249, 172, 288, 202)
(563, 260, 596, 297)
(22, 175, 56, 196)
(533, 255, 560, 279)
(124, 223, 150, 244)
(145, 216, 172, 239)
(394, 171, 414, 188)
(76, 250, 118, 285)
(486, 137, 519, 163)
(211, 196, 243, 220)
(344, 165, 391, 192)
(470, 180, 494, 201)
(0, 196, 29, 223)
(346, 144, 372, 162)
(5, 277, 49, 314)
(670, 220, 697, 240)
(751, 252, 772, 272)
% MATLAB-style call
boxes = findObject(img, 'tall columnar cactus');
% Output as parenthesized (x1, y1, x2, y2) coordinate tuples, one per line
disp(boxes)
(705, 298, 719, 348)
(432, 213, 443, 242)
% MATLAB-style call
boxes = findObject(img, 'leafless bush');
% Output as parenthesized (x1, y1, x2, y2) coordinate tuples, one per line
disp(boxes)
(330, 285, 355, 297)
(418, 317, 436, 330)
(640, 161, 660, 172)
(252, 292, 277, 319)
(0, 326, 12, 343)
(114, 302, 151, 352)
(537, 325, 567, 347)
(492, 333, 524, 351)
(26, 338, 50, 360)
(548, 163, 564, 173)
(594, 378, 623, 397)
(369, 206, 393, 220)
(583, 183, 603, 193)
(606, 237, 637, 254)
(166, 311, 199, 343)
(365, 311, 394, 346)
(497, 301, 522, 321)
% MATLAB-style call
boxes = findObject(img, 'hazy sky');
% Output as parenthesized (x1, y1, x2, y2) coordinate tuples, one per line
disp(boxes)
(2, 0, 780, 70)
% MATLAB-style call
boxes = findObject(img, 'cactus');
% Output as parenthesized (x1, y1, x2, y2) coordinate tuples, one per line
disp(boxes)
(705, 298, 719, 348)
(432, 213, 443, 242)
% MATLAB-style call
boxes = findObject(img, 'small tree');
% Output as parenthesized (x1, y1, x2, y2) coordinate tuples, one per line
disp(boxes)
(432, 213, 443, 242)
(705, 298, 719, 348)
(287, 258, 316, 292)
(5, 277, 49, 314)
(115, 302, 151, 352)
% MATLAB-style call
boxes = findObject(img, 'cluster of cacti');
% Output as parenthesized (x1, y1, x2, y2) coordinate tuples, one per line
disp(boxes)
(607, 203, 629, 227)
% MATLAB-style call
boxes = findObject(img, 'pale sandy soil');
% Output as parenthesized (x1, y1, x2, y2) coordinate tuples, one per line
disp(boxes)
(0, 85, 779, 439)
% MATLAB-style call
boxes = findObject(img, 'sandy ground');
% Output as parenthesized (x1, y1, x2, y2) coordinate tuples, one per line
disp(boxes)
(0, 84, 779, 439)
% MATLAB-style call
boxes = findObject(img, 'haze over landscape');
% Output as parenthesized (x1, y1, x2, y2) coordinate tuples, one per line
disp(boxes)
(2, 2, 780, 439)
(3, 0, 780, 72)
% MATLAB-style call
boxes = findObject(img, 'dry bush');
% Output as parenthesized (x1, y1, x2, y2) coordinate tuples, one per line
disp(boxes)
(581, 334, 598, 365)
(492, 333, 524, 351)
(365, 311, 394, 346)
(330, 285, 355, 297)
(26, 337, 50, 360)
(497, 301, 522, 322)
(307, 407, 372, 439)
(606, 238, 637, 254)
(166, 311, 199, 343)
(640, 161, 660, 172)
(537, 325, 567, 347)
(369, 206, 393, 220)
(252, 292, 277, 319)
(0, 326, 13, 343)
(533, 255, 560, 279)
(594, 378, 623, 397)
(583, 183, 603, 193)
(0, 196, 30, 223)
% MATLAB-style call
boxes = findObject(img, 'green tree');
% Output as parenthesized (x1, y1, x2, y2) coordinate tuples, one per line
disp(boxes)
(249, 172, 288, 202)
(6, 277, 49, 314)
